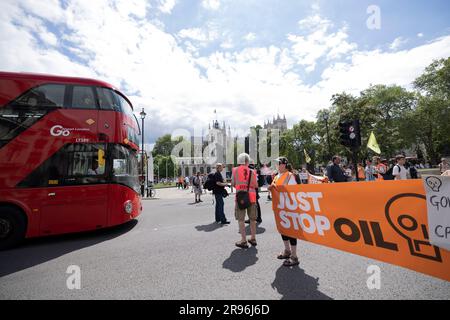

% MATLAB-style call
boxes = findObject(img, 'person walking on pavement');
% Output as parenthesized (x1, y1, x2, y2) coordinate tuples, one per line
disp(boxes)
(193, 172, 203, 203)
(268, 157, 300, 267)
(184, 176, 189, 190)
(213, 163, 230, 225)
(232, 153, 259, 249)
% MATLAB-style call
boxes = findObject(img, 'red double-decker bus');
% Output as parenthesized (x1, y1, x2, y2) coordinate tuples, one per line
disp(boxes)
(0, 72, 142, 249)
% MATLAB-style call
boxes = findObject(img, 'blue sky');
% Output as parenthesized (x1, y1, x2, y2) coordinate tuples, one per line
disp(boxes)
(0, 0, 449, 144)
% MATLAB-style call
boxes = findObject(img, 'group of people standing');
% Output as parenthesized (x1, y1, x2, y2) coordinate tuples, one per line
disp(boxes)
(327, 154, 427, 183)
(176, 176, 191, 190)
(177, 174, 207, 203)
(209, 153, 301, 267)
(202, 153, 449, 269)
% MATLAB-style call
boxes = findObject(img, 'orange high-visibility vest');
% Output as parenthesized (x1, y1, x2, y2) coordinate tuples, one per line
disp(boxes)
(273, 172, 293, 186)
(375, 163, 387, 181)
(232, 165, 257, 203)
(357, 166, 366, 180)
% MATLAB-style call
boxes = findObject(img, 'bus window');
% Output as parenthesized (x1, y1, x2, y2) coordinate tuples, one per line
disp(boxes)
(0, 84, 64, 148)
(13, 84, 65, 108)
(97, 87, 120, 111)
(127, 125, 139, 147)
(17, 143, 107, 187)
(66, 144, 106, 177)
(111, 144, 139, 193)
(114, 92, 135, 119)
(72, 86, 96, 109)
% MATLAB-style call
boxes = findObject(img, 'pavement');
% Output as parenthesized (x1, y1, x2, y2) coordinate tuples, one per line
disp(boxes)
(0, 187, 449, 300)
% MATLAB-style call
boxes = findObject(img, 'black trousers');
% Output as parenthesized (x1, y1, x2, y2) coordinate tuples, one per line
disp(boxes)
(281, 234, 297, 246)
(256, 189, 261, 221)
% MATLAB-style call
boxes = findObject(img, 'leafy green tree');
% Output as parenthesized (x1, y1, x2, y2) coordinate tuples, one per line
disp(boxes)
(412, 58, 450, 162)
(280, 120, 318, 168)
(359, 85, 416, 158)
(154, 154, 176, 180)
(152, 134, 175, 158)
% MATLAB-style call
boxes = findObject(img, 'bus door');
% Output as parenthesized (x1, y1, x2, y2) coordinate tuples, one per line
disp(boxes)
(38, 144, 109, 235)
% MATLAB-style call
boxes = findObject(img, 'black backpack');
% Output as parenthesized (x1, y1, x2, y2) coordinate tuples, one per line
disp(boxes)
(236, 170, 253, 209)
(203, 173, 216, 191)
(409, 166, 418, 179)
(384, 166, 395, 180)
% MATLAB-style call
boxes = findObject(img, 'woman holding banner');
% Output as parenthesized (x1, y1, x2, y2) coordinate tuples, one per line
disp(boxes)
(268, 157, 300, 267)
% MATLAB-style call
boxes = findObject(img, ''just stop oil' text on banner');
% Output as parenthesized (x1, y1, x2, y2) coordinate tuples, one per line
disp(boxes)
(271, 179, 450, 282)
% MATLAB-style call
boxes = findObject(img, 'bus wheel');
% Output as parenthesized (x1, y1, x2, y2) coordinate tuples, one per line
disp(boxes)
(0, 207, 27, 250)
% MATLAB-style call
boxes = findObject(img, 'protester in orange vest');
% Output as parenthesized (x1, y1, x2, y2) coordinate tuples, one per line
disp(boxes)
(373, 156, 387, 181)
(357, 163, 366, 181)
(268, 157, 300, 267)
(231, 153, 259, 249)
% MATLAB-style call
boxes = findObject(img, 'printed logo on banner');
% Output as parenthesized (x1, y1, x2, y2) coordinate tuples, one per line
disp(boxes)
(385, 193, 442, 262)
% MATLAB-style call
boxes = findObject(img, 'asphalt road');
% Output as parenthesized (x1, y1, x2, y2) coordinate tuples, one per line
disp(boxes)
(0, 188, 449, 300)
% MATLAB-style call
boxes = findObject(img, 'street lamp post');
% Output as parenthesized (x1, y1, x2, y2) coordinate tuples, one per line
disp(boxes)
(165, 157, 168, 181)
(156, 164, 160, 183)
(146, 153, 149, 193)
(323, 111, 331, 160)
(140, 108, 146, 197)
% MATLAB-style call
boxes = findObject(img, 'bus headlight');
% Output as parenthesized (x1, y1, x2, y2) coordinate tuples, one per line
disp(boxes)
(124, 200, 133, 214)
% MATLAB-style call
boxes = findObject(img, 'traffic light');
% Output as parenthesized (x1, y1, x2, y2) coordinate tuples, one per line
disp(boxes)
(338, 119, 361, 148)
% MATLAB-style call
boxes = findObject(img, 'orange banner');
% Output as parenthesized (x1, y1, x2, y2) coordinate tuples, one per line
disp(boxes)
(271, 179, 450, 281)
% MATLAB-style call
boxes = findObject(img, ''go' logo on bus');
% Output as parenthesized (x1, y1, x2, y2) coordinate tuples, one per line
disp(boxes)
(50, 125, 70, 137)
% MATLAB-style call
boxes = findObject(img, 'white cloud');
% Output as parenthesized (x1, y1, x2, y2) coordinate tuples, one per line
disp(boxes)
(159, 0, 176, 14)
(289, 15, 357, 72)
(178, 27, 218, 43)
(202, 0, 221, 11)
(244, 33, 256, 42)
(319, 35, 450, 94)
(220, 39, 234, 49)
(417, 33, 424, 38)
(0, 2, 448, 143)
(311, 2, 320, 12)
(390, 37, 408, 50)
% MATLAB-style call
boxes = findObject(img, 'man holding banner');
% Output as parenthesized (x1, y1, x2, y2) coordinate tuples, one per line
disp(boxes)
(268, 157, 300, 267)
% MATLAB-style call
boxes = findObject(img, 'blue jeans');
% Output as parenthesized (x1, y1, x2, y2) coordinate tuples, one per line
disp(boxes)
(215, 193, 226, 222)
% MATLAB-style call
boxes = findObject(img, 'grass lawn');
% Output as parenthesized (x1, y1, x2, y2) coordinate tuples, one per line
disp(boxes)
(153, 182, 177, 189)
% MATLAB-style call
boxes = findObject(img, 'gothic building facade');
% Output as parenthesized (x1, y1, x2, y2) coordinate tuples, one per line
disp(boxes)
(176, 119, 231, 178)
(264, 114, 287, 132)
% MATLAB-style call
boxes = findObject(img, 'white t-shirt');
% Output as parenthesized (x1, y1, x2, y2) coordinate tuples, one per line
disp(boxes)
(392, 164, 407, 180)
